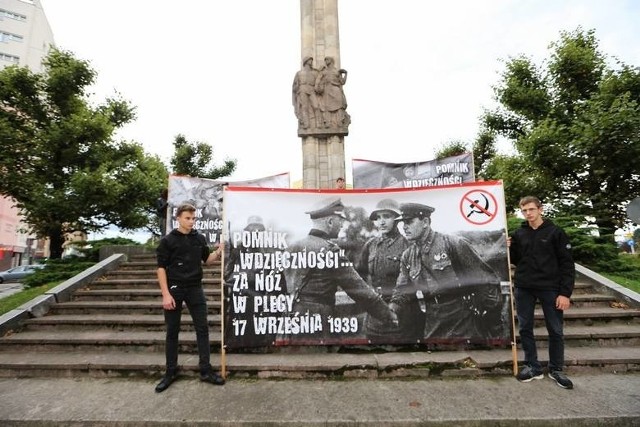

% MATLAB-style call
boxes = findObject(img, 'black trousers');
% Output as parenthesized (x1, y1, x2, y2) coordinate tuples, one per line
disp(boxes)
(164, 285, 211, 375)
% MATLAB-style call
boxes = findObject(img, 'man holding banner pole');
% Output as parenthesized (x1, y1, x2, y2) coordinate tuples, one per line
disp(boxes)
(155, 203, 225, 392)
(508, 196, 575, 389)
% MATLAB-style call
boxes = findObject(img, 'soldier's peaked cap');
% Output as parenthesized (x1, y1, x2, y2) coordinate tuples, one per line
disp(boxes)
(398, 203, 435, 220)
(369, 199, 401, 220)
(305, 197, 346, 219)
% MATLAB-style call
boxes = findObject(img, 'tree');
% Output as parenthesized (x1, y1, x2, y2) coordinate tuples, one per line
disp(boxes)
(480, 28, 640, 249)
(170, 134, 236, 179)
(0, 48, 168, 258)
(434, 140, 467, 159)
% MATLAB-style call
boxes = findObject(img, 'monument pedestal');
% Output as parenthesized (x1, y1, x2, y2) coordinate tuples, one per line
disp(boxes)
(302, 135, 345, 189)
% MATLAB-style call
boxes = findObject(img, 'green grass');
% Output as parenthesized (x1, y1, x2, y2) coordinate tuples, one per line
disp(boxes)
(598, 273, 640, 294)
(0, 282, 59, 315)
(598, 253, 640, 294)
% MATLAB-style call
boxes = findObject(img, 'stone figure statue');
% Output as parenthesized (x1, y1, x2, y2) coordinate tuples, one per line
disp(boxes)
(315, 56, 350, 129)
(292, 56, 319, 130)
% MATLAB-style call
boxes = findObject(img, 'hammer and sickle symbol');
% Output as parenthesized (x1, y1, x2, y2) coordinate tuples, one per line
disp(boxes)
(466, 193, 490, 218)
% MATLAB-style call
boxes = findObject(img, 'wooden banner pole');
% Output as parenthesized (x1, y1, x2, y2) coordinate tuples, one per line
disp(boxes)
(219, 194, 227, 379)
(507, 276, 519, 376)
(499, 181, 518, 376)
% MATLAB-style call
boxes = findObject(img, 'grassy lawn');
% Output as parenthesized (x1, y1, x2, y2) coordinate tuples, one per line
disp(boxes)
(598, 273, 640, 294)
(598, 253, 640, 294)
(0, 282, 59, 316)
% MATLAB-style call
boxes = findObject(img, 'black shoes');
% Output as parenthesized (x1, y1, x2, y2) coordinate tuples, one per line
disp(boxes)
(548, 370, 574, 389)
(516, 365, 544, 382)
(200, 372, 225, 386)
(155, 371, 178, 393)
(516, 366, 574, 389)
(155, 369, 225, 392)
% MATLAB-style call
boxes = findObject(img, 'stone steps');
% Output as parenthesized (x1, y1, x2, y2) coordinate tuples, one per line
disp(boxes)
(0, 253, 638, 379)
(86, 278, 221, 289)
(43, 298, 639, 323)
(104, 267, 221, 277)
(0, 330, 222, 352)
(533, 306, 640, 324)
(0, 346, 638, 379)
(21, 314, 222, 331)
(4, 321, 638, 351)
(69, 288, 611, 305)
(72, 288, 221, 301)
(48, 300, 222, 315)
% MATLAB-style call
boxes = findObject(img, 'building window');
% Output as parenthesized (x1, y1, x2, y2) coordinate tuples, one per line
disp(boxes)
(0, 9, 27, 22)
(0, 52, 20, 63)
(0, 31, 24, 43)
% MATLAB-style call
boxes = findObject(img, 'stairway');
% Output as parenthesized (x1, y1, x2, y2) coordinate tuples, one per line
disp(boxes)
(0, 253, 639, 379)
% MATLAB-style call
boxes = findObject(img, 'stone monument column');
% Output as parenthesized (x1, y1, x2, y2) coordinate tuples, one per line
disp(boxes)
(294, 0, 349, 189)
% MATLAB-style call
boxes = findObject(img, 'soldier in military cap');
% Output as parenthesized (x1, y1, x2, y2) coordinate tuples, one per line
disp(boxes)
(283, 197, 398, 343)
(357, 199, 417, 343)
(390, 202, 502, 342)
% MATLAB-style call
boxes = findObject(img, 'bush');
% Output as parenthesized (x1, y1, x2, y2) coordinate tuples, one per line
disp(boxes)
(22, 257, 96, 288)
(601, 254, 640, 280)
(80, 237, 142, 261)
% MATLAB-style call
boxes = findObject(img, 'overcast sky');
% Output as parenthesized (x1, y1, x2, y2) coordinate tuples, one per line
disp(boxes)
(41, 0, 640, 186)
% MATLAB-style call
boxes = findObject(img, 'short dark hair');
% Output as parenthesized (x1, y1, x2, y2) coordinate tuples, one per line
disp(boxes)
(176, 203, 196, 217)
(336, 177, 344, 182)
(519, 196, 542, 208)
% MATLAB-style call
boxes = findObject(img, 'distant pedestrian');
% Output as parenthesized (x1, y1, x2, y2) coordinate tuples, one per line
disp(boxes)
(156, 188, 168, 235)
(509, 196, 575, 389)
(335, 177, 346, 190)
(155, 203, 225, 392)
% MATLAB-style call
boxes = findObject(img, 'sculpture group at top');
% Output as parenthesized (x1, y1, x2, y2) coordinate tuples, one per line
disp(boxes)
(292, 56, 351, 136)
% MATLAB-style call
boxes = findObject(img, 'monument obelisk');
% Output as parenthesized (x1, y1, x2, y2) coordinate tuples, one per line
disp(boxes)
(293, 0, 349, 189)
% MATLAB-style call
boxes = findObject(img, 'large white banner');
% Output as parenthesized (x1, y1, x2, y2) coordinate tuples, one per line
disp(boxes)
(165, 173, 290, 244)
(222, 181, 511, 349)
(353, 153, 475, 189)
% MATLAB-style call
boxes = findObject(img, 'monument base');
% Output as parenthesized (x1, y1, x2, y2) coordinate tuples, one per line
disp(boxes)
(298, 128, 349, 137)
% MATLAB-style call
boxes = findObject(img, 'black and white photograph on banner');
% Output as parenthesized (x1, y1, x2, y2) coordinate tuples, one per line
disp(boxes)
(222, 181, 511, 349)
(352, 153, 475, 189)
(165, 173, 290, 244)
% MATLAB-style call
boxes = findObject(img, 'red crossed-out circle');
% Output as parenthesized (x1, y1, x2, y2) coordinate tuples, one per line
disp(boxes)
(459, 190, 498, 225)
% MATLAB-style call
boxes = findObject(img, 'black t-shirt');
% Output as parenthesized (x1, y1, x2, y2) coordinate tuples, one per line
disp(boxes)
(156, 229, 210, 286)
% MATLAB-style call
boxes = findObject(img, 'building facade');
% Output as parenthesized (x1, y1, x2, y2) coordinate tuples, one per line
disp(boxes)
(0, 0, 54, 268)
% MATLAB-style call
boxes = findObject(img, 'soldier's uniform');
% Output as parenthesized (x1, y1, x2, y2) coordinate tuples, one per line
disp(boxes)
(391, 203, 501, 342)
(283, 198, 397, 343)
(357, 199, 413, 342)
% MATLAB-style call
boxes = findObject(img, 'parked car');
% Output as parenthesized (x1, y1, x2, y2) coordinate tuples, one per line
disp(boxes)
(0, 264, 45, 284)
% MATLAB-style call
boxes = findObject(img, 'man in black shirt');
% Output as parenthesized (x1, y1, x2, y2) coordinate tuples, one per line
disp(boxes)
(155, 203, 225, 392)
(509, 196, 575, 389)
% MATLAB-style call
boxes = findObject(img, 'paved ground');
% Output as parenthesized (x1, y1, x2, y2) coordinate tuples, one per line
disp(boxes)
(0, 282, 23, 300)
(1, 373, 639, 426)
